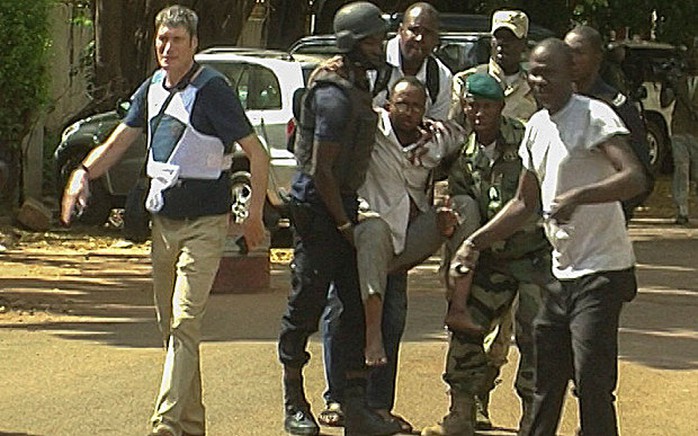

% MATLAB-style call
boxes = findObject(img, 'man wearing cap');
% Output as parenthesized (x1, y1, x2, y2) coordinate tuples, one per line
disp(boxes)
(445, 9, 540, 430)
(372, 2, 453, 120)
(422, 73, 552, 436)
(449, 10, 537, 125)
(277, 3, 401, 435)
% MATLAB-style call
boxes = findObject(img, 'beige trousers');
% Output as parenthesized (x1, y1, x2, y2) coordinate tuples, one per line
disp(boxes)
(150, 214, 228, 436)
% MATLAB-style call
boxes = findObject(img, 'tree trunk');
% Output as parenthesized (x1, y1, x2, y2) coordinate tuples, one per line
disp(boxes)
(91, 0, 256, 113)
(267, 0, 310, 50)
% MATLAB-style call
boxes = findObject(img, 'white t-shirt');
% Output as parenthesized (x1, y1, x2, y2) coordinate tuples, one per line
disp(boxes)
(520, 94, 635, 279)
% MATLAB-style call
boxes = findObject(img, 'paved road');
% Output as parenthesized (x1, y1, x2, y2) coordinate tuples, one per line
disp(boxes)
(0, 217, 697, 436)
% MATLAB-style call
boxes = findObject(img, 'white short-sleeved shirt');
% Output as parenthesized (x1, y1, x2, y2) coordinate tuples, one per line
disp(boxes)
(520, 94, 635, 279)
(359, 108, 463, 254)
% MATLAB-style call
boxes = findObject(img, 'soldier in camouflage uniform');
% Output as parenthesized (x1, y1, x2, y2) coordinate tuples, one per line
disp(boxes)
(422, 73, 552, 436)
(447, 11, 541, 430)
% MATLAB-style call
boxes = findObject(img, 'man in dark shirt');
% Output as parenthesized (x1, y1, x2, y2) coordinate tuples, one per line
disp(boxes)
(277, 2, 401, 436)
(61, 6, 269, 436)
(565, 25, 654, 222)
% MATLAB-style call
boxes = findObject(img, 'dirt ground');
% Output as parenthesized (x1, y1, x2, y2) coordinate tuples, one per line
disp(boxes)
(0, 176, 697, 436)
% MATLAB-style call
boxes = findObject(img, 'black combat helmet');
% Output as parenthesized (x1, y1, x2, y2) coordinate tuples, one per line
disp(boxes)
(334, 1, 387, 53)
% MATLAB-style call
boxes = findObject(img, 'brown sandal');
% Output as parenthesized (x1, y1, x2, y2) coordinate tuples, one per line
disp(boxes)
(318, 402, 344, 427)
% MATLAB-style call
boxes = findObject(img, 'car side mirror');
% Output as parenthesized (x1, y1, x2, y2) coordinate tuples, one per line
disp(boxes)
(635, 85, 648, 100)
(116, 99, 131, 118)
(660, 85, 675, 108)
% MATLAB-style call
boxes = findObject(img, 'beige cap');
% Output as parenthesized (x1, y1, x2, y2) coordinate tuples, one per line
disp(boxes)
(491, 10, 529, 39)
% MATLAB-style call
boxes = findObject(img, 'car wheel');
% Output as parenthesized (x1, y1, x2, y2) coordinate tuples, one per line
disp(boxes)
(647, 121, 666, 174)
(58, 151, 113, 226)
(230, 171, 253, 224)
(645, 121, 667, 175)
(229, 171, 281, 244)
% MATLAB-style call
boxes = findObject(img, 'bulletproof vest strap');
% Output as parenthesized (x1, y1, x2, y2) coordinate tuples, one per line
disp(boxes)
(373, 67, 392, 99)
(425, 56, 440, 105)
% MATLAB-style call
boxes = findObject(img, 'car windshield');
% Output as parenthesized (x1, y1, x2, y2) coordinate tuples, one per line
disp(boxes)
(438, 38, 489, 72)
(199, 60, 282, 110)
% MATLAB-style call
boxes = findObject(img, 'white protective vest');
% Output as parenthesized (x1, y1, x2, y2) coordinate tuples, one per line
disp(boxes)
(143, 68, 233, 212)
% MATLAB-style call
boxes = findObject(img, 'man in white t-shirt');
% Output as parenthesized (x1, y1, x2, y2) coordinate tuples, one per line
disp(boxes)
(451, 38, 646, 436)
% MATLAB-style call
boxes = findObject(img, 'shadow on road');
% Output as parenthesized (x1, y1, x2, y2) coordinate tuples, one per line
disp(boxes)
(619, 225, 698, 371)
(1, 219, 696, 372)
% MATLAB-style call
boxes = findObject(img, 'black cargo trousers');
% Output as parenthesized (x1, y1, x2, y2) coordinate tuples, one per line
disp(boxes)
(278, 196, 364, 374)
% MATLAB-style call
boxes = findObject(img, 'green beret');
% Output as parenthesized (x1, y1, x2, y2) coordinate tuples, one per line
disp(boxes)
(465, 73, 505, 101)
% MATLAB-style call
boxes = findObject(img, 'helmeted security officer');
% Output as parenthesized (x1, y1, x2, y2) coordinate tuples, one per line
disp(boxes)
(423, 73, 552, 436)
(277, 2, 401, 436)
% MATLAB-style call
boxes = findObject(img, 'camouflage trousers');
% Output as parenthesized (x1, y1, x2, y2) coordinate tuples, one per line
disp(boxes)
(443, 253, 550, 404)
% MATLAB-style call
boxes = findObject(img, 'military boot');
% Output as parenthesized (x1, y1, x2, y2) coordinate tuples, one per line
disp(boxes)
(282, 368, 319, 436)
(421, 392, 475, 436)
(475, 391, 493, 430)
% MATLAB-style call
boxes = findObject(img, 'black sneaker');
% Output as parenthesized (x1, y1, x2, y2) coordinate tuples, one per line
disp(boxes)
(284, 407, 320, 436)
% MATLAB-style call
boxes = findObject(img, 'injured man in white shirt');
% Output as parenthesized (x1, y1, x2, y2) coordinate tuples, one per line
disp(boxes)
(353, 77, 481, 367)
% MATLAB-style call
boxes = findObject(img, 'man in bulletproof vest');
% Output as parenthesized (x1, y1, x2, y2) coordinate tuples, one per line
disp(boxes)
(276, 3, 401, 435)
(564, 25, 654, 223)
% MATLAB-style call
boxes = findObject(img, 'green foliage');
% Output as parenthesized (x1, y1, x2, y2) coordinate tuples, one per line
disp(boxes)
(656, 1, 698, 46)
(0, 0, 52, 150)
(456, 0, 698, 47)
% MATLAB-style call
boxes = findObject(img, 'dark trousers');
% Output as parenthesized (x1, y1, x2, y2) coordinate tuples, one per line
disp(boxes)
(528, 268, 637, 436)
(322, 271, 408, 410)
(278, 198, 364, 375)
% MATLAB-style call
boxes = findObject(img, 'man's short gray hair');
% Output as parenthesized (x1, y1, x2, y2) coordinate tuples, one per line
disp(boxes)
(155, 5, 198, 37)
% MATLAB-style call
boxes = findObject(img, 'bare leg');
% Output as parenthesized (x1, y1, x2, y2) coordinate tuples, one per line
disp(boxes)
(445, 269, 485, 335)
(364, 294, 387, 366)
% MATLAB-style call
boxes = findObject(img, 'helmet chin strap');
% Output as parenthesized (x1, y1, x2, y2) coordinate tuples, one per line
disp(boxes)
(347, 47, 387, 70)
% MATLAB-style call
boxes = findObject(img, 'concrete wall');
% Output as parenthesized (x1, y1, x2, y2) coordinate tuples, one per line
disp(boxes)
(45, 3, 93, 135)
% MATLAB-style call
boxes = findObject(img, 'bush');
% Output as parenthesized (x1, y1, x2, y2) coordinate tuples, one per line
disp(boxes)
(0, 0, 51, 150)
(0, 0, 51, 206)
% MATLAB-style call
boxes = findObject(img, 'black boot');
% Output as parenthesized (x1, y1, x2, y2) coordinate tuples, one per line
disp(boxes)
(517, 395, 534, 436)
(283, 369, 319, 436)
(474, 391, 493, 430)
(343, 383, 401, 436)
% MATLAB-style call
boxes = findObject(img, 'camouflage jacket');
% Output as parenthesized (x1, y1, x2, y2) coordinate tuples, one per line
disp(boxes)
(448, 116, 549, 260)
